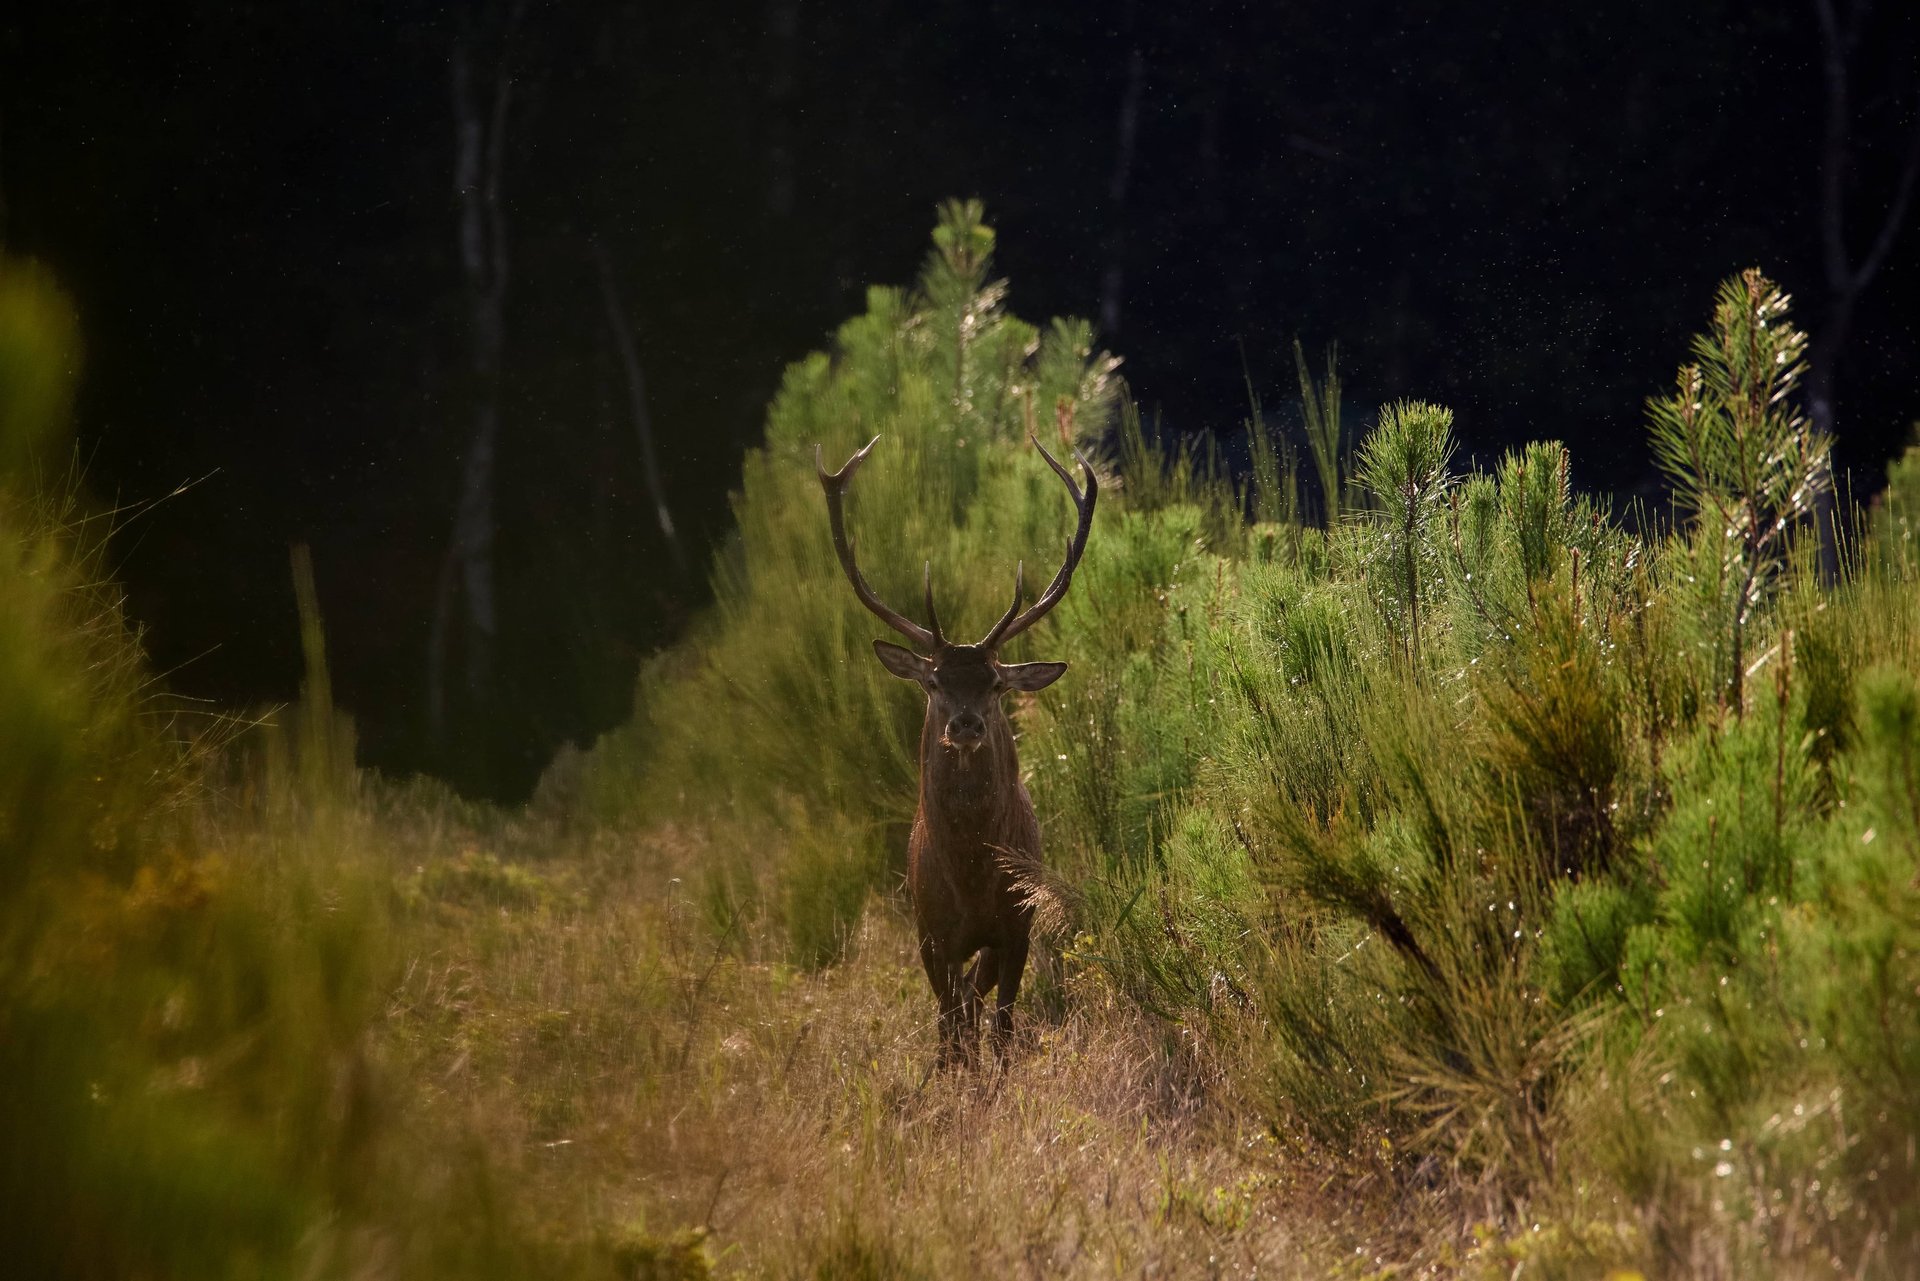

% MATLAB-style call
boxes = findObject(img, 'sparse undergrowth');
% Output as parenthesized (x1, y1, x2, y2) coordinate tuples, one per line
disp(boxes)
(381, 822, 1395, 1278)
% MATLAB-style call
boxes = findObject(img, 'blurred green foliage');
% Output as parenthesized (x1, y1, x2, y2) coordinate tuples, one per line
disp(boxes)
(0, 253, 668, 1278)
(3, 253, 348, 1276)
(0, 257, 82, 482)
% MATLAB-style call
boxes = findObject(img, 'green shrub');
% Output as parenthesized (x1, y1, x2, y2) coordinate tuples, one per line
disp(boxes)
(1354, 400, 1455, 664)
(555, 224, 1920, 1269)
(1646, 268, 1831, 711)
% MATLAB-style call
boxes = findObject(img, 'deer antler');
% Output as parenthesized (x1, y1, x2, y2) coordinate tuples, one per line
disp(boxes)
(816, 436, 941, 651)
(922, 562, 946, 648)
(981, 434, 1098, 648)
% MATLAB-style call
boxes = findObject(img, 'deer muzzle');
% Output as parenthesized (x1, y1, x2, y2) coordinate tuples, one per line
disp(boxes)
(942, 711, 987, 752)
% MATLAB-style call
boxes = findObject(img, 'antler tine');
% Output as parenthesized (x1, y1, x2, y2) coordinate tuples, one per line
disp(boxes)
(981, 433, 1099, 648)
(815, 436, 938, 651)
(922, 561, 945, 648)
(982, 560, 1024, 646)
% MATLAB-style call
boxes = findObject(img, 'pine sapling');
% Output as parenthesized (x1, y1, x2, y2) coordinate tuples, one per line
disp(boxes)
(1647, 269, 1832, 712)
(1358, 400, 1456, 666)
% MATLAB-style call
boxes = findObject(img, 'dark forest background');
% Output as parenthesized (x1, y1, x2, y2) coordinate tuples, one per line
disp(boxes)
(3, 0, 1916, 799)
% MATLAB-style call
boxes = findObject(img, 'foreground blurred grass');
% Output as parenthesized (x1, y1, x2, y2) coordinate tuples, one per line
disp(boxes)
(9, 215, 1920, 1279)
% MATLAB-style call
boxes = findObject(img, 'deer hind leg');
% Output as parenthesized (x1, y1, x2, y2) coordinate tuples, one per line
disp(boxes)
(988, 934, 1031, 1064)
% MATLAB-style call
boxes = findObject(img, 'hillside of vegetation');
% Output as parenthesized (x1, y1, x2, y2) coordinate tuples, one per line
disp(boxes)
(5, 208, 1920, 1278)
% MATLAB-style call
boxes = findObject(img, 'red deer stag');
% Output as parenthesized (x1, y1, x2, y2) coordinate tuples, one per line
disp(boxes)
(815, 433, 1097, 1069)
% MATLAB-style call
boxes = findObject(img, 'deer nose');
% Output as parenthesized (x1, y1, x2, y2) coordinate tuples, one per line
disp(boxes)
(945, 711, 986, 746)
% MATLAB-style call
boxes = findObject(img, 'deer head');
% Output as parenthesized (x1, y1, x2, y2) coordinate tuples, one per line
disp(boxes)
(814, 434, 1097, 754)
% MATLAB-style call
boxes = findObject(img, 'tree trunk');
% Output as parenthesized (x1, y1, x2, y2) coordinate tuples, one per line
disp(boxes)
(1806, 289, 1855, 443)
(1809, 0, 1920, 440)
(591, 238, 685, 575)
(429, 21, 517, 750)
(1807, 0, 1920, 578)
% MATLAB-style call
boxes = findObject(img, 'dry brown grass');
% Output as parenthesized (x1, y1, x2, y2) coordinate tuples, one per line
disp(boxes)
(373, 821, 1474, 1279)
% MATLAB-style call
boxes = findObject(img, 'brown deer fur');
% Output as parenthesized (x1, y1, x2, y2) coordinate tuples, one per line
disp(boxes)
(818, 435, 1095, 1068)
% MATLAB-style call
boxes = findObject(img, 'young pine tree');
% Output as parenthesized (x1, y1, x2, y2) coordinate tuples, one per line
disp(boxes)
(1647, 269, 1832, 712)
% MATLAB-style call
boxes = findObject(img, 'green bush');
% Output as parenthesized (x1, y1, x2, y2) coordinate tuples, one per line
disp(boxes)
(563, 229, 1920, 1267)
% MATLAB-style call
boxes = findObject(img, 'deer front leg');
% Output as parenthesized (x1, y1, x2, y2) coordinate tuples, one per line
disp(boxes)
(965, 947, 997, 1009)
(964, 946, 997, 1051)
(988, 932, 1030, 1064)
(919, 933, 974, 1070)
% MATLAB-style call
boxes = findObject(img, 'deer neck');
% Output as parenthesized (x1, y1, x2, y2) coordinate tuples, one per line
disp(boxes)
(918, 708, 1021, 837)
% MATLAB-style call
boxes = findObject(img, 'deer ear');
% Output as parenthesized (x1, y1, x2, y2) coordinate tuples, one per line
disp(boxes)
(872, 640, 933, 683)
(1000, 660, 1067, 692)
